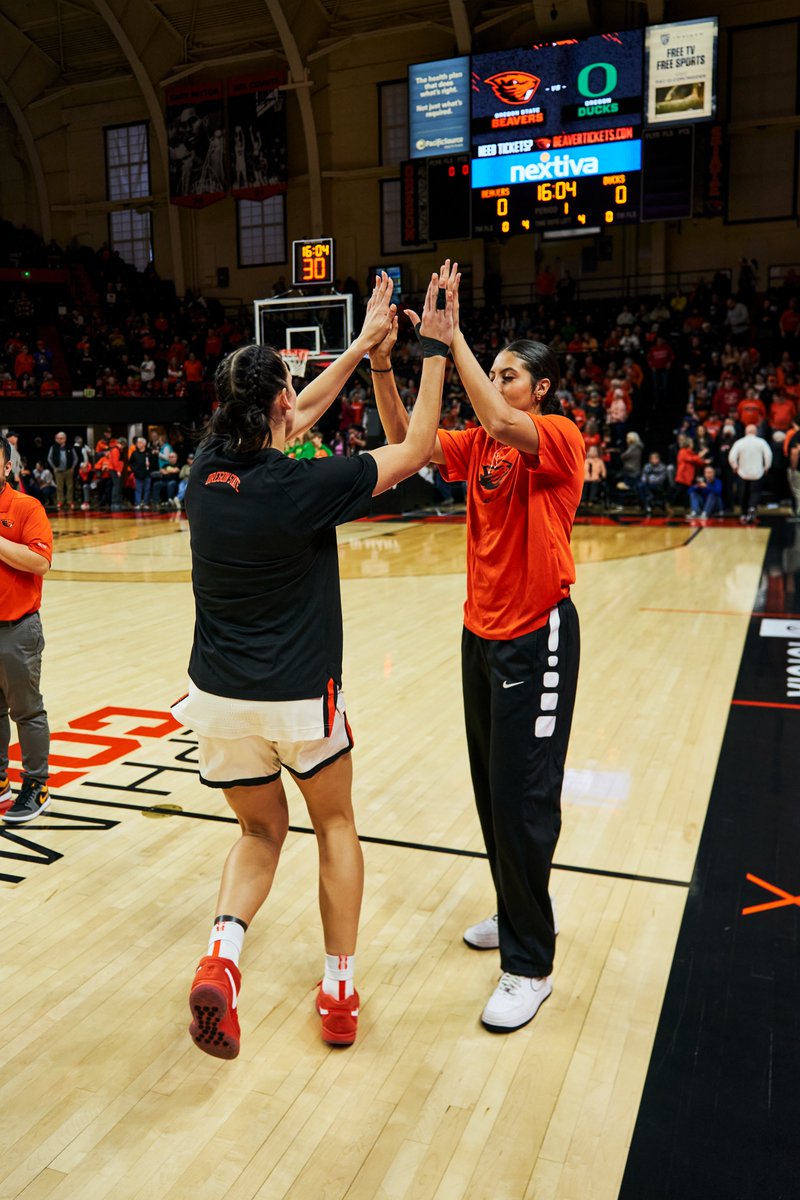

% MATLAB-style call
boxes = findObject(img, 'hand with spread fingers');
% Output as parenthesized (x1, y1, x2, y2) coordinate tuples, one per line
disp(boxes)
(358, 272, 396, 351)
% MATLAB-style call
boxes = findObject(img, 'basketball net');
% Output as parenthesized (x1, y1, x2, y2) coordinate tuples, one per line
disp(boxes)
(280, 347, 312, 378)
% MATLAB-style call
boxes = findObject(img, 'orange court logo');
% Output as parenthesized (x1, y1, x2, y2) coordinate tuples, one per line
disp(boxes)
(6, 705, 181, 789)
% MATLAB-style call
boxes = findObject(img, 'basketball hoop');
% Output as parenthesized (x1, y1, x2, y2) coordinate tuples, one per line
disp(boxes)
(280, 347, 312, 379)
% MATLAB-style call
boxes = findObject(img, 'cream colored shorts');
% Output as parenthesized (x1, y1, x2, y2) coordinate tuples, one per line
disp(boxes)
(171, 683, 353, 788)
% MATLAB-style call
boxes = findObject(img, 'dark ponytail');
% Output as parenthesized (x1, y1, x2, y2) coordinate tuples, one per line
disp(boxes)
(504, 339, 563, 415)
(201, 343, 288, 455)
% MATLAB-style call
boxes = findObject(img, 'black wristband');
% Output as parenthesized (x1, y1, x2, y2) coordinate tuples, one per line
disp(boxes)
(421, 335, 449, 359)
(369, 365, 393, 373)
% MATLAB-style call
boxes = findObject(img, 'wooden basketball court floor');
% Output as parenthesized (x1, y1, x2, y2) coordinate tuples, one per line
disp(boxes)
(0, 512, 782, 1199)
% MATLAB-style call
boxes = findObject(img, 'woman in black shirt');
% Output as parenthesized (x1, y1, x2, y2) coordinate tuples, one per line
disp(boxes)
(176, 269, 456, 1056)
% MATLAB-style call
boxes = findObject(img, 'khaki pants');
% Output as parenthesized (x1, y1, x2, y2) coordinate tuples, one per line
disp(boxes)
(54, 468, 74, 506)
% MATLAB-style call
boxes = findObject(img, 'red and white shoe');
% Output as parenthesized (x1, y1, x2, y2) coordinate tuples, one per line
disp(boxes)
(316, 985, 360, 1046)
(189, 955, 241, 1059)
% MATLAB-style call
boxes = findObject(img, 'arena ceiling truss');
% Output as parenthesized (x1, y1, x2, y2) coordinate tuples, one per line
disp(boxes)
(1, 0, 662, 274)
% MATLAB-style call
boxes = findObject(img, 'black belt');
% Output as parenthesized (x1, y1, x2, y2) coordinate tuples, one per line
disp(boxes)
(0, 611, 35, 628)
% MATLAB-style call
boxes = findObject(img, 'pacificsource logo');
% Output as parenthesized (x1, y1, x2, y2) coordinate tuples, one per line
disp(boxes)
(415, 136, 466, 151)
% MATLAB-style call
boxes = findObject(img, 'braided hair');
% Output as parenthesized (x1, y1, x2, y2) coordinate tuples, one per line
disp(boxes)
(503, 339, 563, 415)
(201, 343, 289, 455)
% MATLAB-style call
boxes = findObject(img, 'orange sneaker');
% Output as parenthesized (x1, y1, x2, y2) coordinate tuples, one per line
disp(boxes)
(0, 777, 11, 814)
(316, 985, 360, 1046)
(189, 956, 241, 1059)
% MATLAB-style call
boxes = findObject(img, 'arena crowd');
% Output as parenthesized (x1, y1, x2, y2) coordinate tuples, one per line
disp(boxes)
(2, 218, 799, 520)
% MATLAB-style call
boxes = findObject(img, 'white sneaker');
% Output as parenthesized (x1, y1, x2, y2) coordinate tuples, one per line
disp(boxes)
(481, 972, 552, 1032)
(463, 896, 559, 949)
(463, 913, 499, 949)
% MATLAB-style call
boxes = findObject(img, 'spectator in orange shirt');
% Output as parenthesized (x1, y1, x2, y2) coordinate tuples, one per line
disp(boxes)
(736, 391, 766, 430)
(769, 390, 797, 435)
(672, 435, 708, 510)
(14, 345, 34, 380)
(0, 434, 53, 823)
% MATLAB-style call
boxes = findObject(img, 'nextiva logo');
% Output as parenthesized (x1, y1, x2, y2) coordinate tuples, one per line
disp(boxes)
(471, 139, 641, 189)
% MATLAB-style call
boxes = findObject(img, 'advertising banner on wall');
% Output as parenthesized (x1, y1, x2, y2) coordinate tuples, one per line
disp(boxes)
(645, 18, 718, 126)
(166, 82, 227, 207)
(228, 72, 288, 200)
(408, 56, 470, 158)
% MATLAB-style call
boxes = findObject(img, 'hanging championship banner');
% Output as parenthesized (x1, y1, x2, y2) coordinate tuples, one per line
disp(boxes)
(228, 72, 288, 200)
(166, 82, 227, 207)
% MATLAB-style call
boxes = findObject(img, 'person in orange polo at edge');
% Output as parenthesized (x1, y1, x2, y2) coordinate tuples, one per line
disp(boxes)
(0, 435, 53, 823)
(369, 260, 585, 1034)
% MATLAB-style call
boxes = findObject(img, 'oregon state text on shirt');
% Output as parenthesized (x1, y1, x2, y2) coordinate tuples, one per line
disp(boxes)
(205, 470, 241, 492)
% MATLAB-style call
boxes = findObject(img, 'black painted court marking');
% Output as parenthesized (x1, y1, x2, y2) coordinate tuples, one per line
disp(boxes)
(49, 790, 689, 889)
(0, 810, 121, 884)
(620, 518, 800, 1200)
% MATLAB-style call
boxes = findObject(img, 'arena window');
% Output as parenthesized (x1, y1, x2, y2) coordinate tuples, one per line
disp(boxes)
(379, 81, 408, 165)
(104, 122, 153, 271)
(237, 195, 287, 268)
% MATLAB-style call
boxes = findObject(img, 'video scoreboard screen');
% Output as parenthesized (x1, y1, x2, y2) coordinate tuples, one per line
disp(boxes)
(408, 21, 717, 241)
(471, 31, 644, 236)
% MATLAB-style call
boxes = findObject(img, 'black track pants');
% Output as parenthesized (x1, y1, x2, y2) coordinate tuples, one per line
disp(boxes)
(461, 598, 580, 977)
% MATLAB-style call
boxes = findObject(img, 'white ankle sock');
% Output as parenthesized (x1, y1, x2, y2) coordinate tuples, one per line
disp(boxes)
(207, 915, 247, 966)
(322, 953, 355, 1000)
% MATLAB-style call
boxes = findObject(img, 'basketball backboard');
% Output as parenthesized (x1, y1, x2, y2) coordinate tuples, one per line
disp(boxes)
(254, 293, 354, 362)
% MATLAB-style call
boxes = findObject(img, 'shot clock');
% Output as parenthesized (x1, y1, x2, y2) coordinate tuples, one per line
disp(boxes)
(292, 238, 335, 286)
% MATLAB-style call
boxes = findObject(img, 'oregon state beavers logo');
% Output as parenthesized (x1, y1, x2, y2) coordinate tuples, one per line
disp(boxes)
(484, 71, 541, 105)
(478, 449, 514, 491)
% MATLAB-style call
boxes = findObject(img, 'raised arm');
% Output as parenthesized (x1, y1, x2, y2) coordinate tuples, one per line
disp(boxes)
(368, 270, 455, 495)
(292, 274, 395, 439)
(450, 316, 542, 455)
(368, 310, 409, 445)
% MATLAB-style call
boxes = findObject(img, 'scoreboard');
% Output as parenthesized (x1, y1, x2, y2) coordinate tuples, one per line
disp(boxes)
(408, 23, 718, 240)
(470, 31, 644, 236)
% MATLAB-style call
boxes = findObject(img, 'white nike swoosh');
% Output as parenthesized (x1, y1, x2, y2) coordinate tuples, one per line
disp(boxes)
(502, 680, 525, 689)
(224, 967, 238, 1010)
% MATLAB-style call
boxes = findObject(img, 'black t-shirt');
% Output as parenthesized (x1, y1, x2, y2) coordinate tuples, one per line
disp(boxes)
(185, 437, 378, 701)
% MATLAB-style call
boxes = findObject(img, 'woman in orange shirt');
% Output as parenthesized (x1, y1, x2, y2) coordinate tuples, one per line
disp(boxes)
(370, 261, 584, 1034)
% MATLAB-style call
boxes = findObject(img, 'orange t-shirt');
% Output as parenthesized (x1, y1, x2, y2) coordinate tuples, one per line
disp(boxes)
(184, 359, 204, 382)
(438, 414, 585, 640)
(0, 486, 52, 620)
(769, 397, 797, 431)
